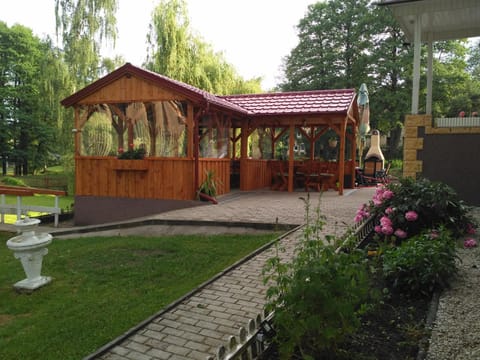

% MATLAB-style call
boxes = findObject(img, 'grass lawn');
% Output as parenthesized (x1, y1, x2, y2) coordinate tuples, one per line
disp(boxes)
(0, 231, 277, 359)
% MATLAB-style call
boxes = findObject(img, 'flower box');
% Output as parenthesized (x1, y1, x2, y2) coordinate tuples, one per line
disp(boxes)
(112, 159, 148, 171)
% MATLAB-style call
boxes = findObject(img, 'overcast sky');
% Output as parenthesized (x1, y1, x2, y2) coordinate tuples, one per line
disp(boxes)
(1, 0, 317, 90)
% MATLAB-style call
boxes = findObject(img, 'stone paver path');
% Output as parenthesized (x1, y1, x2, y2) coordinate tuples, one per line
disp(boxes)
(79, 188, 376, 359)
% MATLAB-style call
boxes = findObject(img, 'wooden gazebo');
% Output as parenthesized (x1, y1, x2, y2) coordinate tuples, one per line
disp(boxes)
(61, 63, 360, 225)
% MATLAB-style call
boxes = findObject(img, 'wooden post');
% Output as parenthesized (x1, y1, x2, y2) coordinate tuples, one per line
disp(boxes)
(270, 127, 275, 159)
(310, 126, 315, 160)
(240, 123, 249, 190)
(338, 119, 346, 195)
(194, 109, 201, 197)
(288, 124, 295, 192)
(187, 103, 194, 158)
(351, 124, 357, 188)
(74, 106, 81, 156)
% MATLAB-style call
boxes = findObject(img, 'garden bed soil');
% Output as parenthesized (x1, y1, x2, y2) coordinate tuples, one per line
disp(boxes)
(263, 282, 432, 360)
(338, 292, 431, 360)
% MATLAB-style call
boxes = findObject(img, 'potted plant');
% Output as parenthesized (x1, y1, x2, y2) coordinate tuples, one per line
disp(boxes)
(197, 170, 219, 204)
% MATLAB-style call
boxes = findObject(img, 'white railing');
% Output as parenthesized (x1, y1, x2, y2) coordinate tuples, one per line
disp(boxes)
(207, 313, 275, 360)
(435, 117, 480, 127)
(0, 188, 65, 227)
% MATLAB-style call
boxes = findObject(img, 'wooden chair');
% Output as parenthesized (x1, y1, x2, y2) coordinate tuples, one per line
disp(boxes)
(294, 161, 307, 189)
(304, 161, 325, 192)
(270, 161, 288, 191)
(322, 162, 338, 190)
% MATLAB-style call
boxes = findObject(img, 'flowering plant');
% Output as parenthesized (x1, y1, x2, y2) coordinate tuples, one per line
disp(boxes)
(117, 143, 146, 159)
(382, 228, 458, 296)
(464, 238, 477, 248)
(355, 177, 476, 244)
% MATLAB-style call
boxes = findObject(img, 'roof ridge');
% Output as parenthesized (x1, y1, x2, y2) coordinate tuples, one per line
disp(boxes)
(221, 88, 355, 99)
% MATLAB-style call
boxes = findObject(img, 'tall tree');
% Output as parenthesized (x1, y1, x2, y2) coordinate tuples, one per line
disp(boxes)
(55, 0, 118, 88)
(0, 22, 62, 174)
(145, 0, 261, 94)
(281, 0, 372, 91)
(468, 39, 480, 82)
(367, 4, 412, 156)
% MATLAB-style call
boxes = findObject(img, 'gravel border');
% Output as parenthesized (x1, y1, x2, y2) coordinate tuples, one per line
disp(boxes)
(425, 207, 480, 360)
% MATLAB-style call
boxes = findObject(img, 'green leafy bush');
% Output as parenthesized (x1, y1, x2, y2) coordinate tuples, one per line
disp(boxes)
(382, 228, 458, 297)
(1, 176, 27, 187)
(263, 197, 372, 358)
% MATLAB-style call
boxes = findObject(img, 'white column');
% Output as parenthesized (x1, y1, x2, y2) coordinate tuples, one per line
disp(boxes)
(426, 34, 433, 115)
(411, 15, 422, 115)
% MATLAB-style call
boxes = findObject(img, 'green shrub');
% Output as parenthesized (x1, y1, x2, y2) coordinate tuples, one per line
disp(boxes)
(382, 228, 458, 297)
(1, 176, 27, 187)
(263, 197, 372, 358)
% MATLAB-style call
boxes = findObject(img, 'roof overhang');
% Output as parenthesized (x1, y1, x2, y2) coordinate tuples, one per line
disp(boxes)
(377, 0, 480, 42)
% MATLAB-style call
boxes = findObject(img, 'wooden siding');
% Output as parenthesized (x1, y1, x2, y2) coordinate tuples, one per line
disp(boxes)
(241, 159, 270, 191)
(78, 75, 188, 105)
(75, 157, 231, 201)
(198, 159, 230, 195)
(76, 157, 195, 200)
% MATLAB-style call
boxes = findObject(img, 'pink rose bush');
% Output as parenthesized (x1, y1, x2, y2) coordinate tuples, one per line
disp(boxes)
(405, 211, 418, 222)
(355, 178, 477, 244)
(464, 238, 477, 248)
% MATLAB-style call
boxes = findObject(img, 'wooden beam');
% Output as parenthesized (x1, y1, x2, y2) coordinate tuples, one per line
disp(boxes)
(187, 103, 194, 158)
(288, 124, 295, 192)
(338, 118, 347, 195)
(240, 123, 249, 190)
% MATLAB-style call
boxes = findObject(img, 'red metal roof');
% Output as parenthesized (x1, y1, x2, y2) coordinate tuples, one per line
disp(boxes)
(62, 63, 356, 117)
(222, 89, 356, 116)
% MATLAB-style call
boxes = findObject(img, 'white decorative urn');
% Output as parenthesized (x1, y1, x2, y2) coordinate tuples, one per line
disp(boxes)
(6, 217, 52, 291)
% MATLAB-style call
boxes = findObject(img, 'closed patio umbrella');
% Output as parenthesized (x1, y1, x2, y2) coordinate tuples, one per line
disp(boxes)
(357, 83, 370, 168)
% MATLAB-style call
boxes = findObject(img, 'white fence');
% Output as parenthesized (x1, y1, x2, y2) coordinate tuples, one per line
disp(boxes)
(435, 117, 480, 127)
(0, 193, 63, 227)
(207, 312, 274, 360)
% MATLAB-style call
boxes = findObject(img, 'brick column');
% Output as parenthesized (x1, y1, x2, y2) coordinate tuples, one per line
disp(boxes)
(403, 115, 430, 179)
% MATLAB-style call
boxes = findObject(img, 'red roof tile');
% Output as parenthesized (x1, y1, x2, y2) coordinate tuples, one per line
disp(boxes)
(221, 89, 356, 116)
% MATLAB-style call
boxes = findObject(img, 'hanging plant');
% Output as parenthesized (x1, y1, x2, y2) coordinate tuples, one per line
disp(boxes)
(328, 136, 338, 148)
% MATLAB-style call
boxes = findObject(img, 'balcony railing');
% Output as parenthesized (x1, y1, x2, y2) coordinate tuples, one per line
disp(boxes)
(435, 117, 480, 128)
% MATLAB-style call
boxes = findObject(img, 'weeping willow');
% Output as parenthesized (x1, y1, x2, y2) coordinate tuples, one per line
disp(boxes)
(126, 102, 149, 152)
(55, 0, 118, 87)
(152, 101, 187, 157)
(81, 111, 113, 156)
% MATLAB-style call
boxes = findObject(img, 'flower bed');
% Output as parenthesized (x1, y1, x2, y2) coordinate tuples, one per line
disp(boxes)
(262, 180, 478, 359)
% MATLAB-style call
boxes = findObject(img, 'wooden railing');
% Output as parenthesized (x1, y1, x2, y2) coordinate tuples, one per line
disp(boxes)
(75, 157, 233, 201)
(0, 186, 66, 227)
(77, 157, 187, 200)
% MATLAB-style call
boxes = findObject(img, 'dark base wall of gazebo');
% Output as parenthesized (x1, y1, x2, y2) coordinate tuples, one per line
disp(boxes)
(74, 196, 205, 226)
